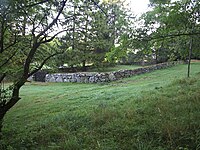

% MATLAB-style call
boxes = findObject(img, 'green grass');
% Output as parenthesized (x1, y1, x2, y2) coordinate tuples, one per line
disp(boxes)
(89, 64, 141, 72)
(1, 62, 200, 149)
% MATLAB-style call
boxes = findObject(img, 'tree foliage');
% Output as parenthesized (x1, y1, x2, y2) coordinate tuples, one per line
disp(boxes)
(128, 0, 200, 65)
(52, 0, 131, 70)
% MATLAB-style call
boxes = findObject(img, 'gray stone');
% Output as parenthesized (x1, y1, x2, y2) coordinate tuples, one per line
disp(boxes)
(56, 75, 63, 82)
(49, 76, 56, 82)
(89, 76, 96, 83)
(45, 61, 183, 83)
(108, 73, 116, 81)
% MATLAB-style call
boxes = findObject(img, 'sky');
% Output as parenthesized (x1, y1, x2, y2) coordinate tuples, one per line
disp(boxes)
(127, 0, 150, 15)
(128, 0, 179, 15)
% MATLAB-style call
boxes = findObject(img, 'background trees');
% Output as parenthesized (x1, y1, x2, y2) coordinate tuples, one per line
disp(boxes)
(53, 0, 131, 70)
(128, 0, 200, 69)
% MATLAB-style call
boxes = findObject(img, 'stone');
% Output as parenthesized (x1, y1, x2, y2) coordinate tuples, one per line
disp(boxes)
(49, 76, 56, 82)
(89, 76, 96, 83)
(56, 75, 63, 82)
(108, 73, 116, 81)
(45, 61, 183, 84)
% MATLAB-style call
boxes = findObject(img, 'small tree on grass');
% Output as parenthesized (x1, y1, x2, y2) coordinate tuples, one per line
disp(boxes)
(0, 0, 69, 134)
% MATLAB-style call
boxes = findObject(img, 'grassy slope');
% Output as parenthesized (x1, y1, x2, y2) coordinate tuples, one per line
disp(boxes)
(1, 63, 200, 149)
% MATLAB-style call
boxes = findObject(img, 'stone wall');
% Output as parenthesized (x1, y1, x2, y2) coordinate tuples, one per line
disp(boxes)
(45, 61, 183, 83)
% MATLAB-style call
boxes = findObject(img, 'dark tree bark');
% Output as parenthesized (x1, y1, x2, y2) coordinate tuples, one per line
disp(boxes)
(0, 81, 22, 133)
(0, 111, 5, 137)
(0, 74, 6, 83)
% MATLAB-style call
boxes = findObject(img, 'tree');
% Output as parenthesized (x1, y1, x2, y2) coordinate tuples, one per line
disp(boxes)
(53, 0, 100, 71)
(0, 0, 69, 134)
(93, 0, 132, 66)
(132, 0, 200, 72)
(53, 0, 131, 70)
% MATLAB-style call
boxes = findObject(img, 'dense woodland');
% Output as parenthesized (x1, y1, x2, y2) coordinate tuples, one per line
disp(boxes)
(0, 0, 200, 138)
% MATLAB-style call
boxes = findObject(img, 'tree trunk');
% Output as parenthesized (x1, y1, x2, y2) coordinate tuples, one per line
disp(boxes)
(0, 112, 5, 134)
(187, 37, 193, 78)
(0, 74, 6, 83)
(0, 74, 6, 137)
(72, 3, 76, 50)
(0, 82, 22, 134)
(82, 61, 86, 71)
(155, 49, 159, 64)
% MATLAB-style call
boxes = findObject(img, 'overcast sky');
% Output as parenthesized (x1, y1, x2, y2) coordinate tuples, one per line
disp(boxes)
(128, 0, 179, 15)
(126, 0, 150, 15)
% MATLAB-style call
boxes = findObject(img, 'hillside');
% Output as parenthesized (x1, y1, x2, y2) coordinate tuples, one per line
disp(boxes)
(1, 62, 200, 149)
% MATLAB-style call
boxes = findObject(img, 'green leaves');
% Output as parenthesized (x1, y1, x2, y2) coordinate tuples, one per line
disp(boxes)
(149, 0, 171, 5)
(134, 0, 200, 63)
(52, 0, 131, 69)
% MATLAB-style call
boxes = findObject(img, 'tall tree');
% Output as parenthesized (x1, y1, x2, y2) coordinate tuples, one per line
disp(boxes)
(54, 0, 131, 70)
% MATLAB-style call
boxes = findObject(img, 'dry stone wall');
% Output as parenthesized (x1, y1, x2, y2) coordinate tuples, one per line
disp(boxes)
(45, 61, 183, 83)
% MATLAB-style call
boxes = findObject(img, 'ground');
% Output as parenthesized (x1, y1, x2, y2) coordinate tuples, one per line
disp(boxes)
(1, 62, 200, 149)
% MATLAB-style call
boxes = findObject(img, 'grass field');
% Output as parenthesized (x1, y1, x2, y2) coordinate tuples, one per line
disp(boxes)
(1, 62, 200, 149)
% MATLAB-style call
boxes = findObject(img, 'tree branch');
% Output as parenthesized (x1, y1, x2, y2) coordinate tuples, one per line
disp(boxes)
(0, 50, 18, 69)
(90, 0, 108, 17)
(40, 30, 68, 44)
(25, 0, 49, 8)
(28, 51, 64, 77)
(23, 0, 67, 78)
(138, 31, 200, 41)
(36, 0, 67, 39)
(4, 33, 18, 51)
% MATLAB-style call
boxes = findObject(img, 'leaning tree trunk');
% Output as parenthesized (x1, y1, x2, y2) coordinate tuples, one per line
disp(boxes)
(0, 74, 6, 136)
(0, 81, 23, 135)
(0, 111, 6, 134)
